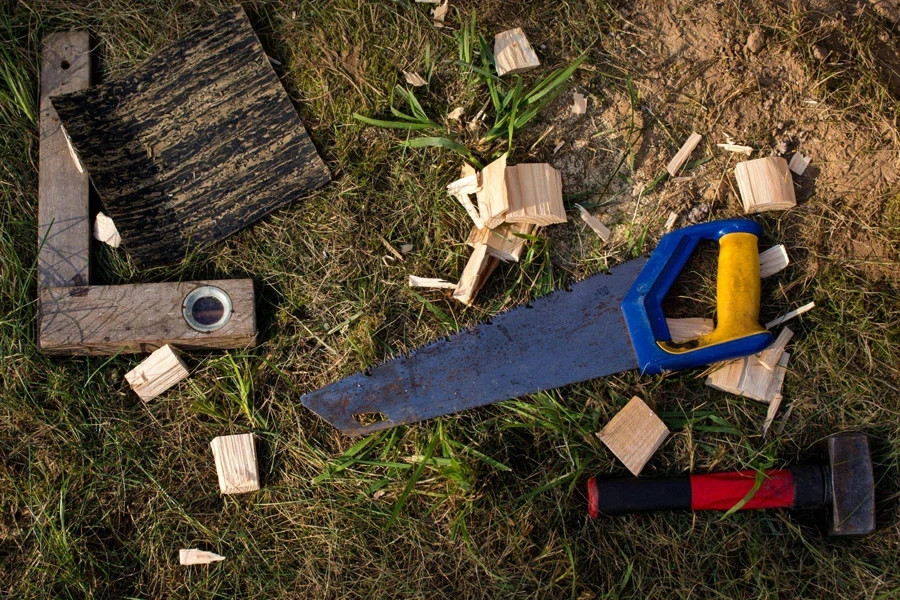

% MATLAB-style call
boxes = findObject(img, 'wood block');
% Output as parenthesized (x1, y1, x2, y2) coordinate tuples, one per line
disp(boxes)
(759, 245, 789, 278)
(597, 397, 670, 476)
(38, 32, 91, 289)
(706, 352, 790, 404)
(50, 8, 331, 268)
(758, 327, 793, 371)
(494, 28, 540, 76)
(665, 317, 714, 343)
(39, 279, 256, 355)
(180, 549, 225, 565)
(210, 433, 260, 494)
(788, 152, 810, 175)
(453, 243, 495, 306)
(504, 164, 566, 225)
(466, 222, 535, 262)
(575, 204, 610, 241)
(476, 154, 509, 228)
(124, 344, 189, 401)
(571, 92, 587, 115)
(666, 132, 703, 177)
(734, 157, 797, 213)
(765, 302, 814, 329)
(93, 212, 121, 248)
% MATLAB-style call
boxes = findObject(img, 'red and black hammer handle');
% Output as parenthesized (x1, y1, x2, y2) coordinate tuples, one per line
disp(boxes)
(587, 466, 830, 518)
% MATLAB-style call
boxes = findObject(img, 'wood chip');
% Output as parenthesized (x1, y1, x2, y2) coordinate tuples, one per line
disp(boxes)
(494, 27, 540, 76)
(476, 153, 509, 228)
(716, 143, 753, 156)
(431, 0, 448, 27)
(553, 140, 565, 154)
(758, 245, 789, 278)
(664, 211, 679, 231)
(452, 243, 493, 306)
(409, 275, 456, 289)
(597, 397, 670, 476)
(734, 157, 797, 213)
(666, 132, 703, 177)
(665, 317, 714, 343)
(762, 392, 784, 436)
(210, 433, 260, 495)
(758, 327, 794, 371)
(504, 163, 566, 225)
(788, 152, 811, 175)
(447, 173, 484, 228)
(448, 106, 464, 120)
(93, 211, 121, 248)
(571, 92, 587, 115)
(465, 222, 535, 262)
(706, 352, 789, 404)
(765, 302, 814, 329)
(575, 204, 610, 242)
(124, 344, 189, 401)
(402, 70, 427, 86)
(180, 549, 225, 565)
(400, 244, 413, 254)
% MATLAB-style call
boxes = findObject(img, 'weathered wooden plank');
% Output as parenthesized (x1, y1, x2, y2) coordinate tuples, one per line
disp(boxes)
(38, 32, 91, 289)
(39, 279, 256, 354)
(50, 8, 330, 268)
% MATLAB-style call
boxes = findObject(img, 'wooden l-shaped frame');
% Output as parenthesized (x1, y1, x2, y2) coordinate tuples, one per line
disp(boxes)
(37, 33, 257, 355)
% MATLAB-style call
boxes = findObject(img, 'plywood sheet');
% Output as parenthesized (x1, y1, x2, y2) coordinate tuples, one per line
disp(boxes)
(50, 7, 330, 268)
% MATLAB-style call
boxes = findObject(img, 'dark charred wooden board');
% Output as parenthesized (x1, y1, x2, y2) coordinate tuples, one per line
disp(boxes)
(50, 7, 330, 268)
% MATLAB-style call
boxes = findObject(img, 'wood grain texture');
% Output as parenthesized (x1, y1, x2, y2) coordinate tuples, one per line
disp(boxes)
(597, 396, 669, 476)
(39, 279, 256, 355)
(494, 28, 540, 76)
(465, 221, 534, 262)
(759, 244, 789, 278)
(666, 132, 703, 177)
(453, 243, 491, 306)
(706, 352, 790, 403)
(50, 8, 330, 268)
(735, 157, 796, 213)
(476, 153, 508, 229)
(504, 164, 566, 225)
(757, 327, 793, 371)
(179, 549, 225, 565)
(210, 433, 259, 494)
(38, 32, 91, 289)
(665, 317, 714, 343)
(124, 344, 190, 400)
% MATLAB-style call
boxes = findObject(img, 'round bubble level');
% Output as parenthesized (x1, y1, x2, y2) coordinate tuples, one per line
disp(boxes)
(183, 286, 233, 332)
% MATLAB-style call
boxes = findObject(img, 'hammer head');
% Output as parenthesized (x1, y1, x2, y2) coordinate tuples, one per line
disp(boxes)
(825, 433, 875, 536)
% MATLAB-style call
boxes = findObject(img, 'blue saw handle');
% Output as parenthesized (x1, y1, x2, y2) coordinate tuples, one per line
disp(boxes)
(622, 219, 773, 374)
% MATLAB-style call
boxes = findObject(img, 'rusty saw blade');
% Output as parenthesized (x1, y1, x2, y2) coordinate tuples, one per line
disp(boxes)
(302, 258, 646, 435)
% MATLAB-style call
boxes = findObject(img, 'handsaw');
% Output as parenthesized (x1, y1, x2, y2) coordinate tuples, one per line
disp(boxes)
(302, 219, 774, 435)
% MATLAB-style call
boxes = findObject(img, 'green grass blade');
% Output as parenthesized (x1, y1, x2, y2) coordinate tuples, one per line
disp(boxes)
(389, 426, 441, 524)
(354, 113, 434, 130)
(401, 136, 482, 168)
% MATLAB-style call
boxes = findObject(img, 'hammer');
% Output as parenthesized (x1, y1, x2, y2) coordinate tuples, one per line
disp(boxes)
(586, 433, 874, 536)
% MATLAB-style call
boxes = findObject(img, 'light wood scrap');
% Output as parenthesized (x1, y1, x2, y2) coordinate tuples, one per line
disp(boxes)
(571, 92, 587, 115)
(665, 317, 714, 343)
(762, 392, 784, 436)
(448, 106, 464, 120)
(597, 397, 669, 476)
(124, 344, 189, 401)
(447, 173, 484, 228)
(453, 243, 494, 306)
(211, 433, 260, 494)
(553, 140, 565, 154)
(765, 302, 814, 329)
(493, 27, 541, 76)
(476, 153, 509, 228)
(38, 32, 91, 289)
(666, 132, 703, 177)
(93, 212, 121, 248)
(466, 222, 535, 262)
(788, 152, 811, 175)
(402, 70, 427, 86)
(431, 0, 448, 27)
(758, 245, 789, 278)
(400, 243, 413, 254)
(409, 275, 456, 289)
(717, 143, 753, 156)
(664, 211, 679, 231)
(734, 157, 797, 213)
(575, 204, 610, 242)
(758, 327, 793, 371)
(706, 352, 790, 404)
(180, 549, 225, 565)
(504, 163, 566, 225)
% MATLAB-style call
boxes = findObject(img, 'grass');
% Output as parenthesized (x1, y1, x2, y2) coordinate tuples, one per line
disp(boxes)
(2, 0, 900, 598)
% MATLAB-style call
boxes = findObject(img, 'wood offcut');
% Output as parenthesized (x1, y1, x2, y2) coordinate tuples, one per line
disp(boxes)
(453, 243, 497, 306)
(706, 352, 790, 404)
(504, 163, 566, 225)
(124, 344, 189, 401)
(597, 397, 669, 476)
(50, 8, 331, 268)
(666, 317, 714, 343)
(179, 549, 225, 565)
(494, 28, 540, 76)
(466, 222, 535, 262)
(211, 433, 260, 495)
(666, 132, 703, 177)
(735, 157, 797, 213)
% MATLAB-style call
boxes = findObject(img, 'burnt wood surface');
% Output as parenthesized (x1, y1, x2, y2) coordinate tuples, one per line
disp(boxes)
(51, 7, 330, 268)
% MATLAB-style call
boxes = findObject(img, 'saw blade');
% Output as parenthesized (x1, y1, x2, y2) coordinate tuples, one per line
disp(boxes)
(302, 258, 647, 435)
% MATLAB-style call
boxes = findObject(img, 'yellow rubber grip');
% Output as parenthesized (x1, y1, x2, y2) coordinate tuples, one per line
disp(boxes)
(660, 232, 767, 354)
